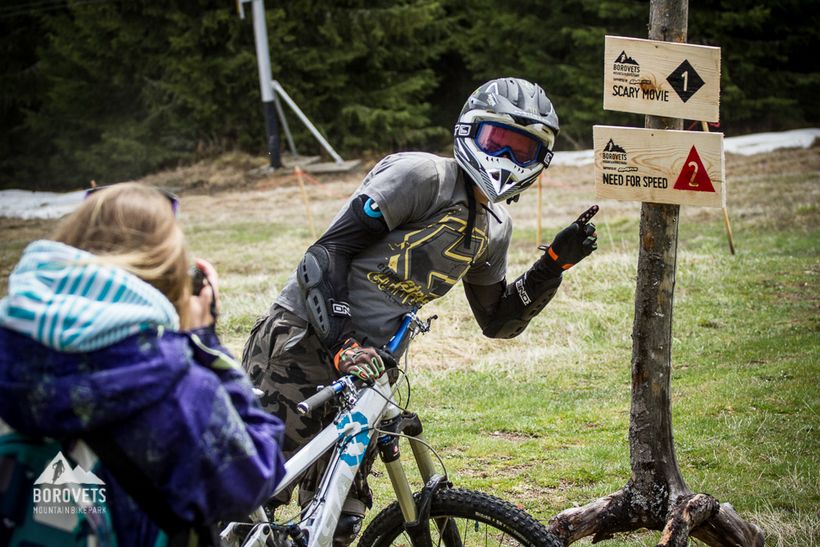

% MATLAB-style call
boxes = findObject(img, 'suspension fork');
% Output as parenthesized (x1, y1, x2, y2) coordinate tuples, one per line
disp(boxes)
(377, 406, 418, 523)
(377, 409, 460, 546)
(403, 412, 463, 546)
(401, 412, 437, 483)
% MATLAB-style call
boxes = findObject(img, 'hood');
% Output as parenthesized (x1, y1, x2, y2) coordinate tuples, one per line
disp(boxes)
(0, 240, 178, 352)
(0, 240, 186, 437)
(0, 326, 192, 437)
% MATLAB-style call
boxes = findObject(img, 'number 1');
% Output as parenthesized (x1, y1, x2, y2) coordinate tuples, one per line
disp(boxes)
(682, 70, 688, 92)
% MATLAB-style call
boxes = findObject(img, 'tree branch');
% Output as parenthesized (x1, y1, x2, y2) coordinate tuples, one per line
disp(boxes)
(547, 488, 632, 545)
(690, 502, 765, 547)
(657, 494, 719, 547)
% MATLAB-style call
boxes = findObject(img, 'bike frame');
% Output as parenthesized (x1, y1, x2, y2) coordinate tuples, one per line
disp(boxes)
(223, 311, 440, 547)
(282, 374, 398, 546)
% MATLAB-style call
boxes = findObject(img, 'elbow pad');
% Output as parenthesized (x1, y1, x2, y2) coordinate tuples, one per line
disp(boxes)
(481, 273, 561, 338)
(467, 254, 562, 339)
(297, 244, 352, 348)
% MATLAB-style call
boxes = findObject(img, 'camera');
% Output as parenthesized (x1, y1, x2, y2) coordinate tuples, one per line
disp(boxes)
(191, 266, 206, 296)
(191, 265, 219, 321)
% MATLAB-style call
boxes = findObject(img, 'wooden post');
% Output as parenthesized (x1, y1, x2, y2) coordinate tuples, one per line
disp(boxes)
(294, 166, 316, 239)
(721, 207, 735, 254)
(701, 121, 736, 254)
(628, 0, 690, 519)
(546, 1, 763, 544)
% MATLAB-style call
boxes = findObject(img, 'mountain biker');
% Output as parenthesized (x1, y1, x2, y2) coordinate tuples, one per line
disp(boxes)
(243, 77, 598, 546)
(0, 183, 286, 547)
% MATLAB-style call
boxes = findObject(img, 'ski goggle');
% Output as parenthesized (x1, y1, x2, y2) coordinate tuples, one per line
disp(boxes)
(84, 184, 180, 217)
(455, 121, 553, 168)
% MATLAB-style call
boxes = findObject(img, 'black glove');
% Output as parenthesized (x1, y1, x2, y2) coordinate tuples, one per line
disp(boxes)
(541, 205, 599, 275)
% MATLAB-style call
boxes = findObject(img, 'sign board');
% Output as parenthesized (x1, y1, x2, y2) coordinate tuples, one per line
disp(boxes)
(593, 125, 725, 208)
(604, 35, 721, 122)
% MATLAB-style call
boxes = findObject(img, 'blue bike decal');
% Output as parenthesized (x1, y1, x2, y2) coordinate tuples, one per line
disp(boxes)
(336, 412, 371, 466)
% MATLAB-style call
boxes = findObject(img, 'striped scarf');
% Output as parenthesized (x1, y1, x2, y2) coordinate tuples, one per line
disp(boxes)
(0, 240, 179, 352)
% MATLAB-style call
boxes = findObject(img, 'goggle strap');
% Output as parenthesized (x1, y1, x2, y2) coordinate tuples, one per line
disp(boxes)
(454, 122, 479, 138)
(540, 149, 554, 169)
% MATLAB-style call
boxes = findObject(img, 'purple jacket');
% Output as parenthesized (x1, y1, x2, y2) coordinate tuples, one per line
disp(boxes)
(0, 324, 286, 545)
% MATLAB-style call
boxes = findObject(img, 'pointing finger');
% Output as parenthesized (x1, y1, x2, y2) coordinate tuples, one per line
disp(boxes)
(575, 205, 599, 226)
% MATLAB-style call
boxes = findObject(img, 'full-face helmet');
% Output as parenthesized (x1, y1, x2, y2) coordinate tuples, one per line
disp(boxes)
(454, 78, 559, 203)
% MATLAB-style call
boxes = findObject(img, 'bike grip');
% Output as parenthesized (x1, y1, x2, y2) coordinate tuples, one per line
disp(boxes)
(575, 205, 599, 226)
(376, 348, 398, 369)
(297, 385, 337, 415)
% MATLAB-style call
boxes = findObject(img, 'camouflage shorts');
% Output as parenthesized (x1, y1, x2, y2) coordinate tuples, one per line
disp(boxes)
(242, 305, 372, 515)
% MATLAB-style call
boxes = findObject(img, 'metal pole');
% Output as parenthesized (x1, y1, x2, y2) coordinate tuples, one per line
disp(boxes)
(250, 0, 281, 168)
(274, 92, 298, 157)
(272, 80, 345, 164)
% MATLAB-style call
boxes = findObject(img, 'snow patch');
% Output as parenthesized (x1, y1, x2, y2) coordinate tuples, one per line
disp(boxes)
(723, 128, 820, 156)
(0, 190, 84, 220)
(552, 127, 819, 166)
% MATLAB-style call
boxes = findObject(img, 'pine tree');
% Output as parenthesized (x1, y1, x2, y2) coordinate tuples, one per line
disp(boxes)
(0, 10, 50, 188)
(690, 0, 820, 133)
(447, 0, 646, 150)
(23, 1, 272, 187)
(269, 0, 451, 152)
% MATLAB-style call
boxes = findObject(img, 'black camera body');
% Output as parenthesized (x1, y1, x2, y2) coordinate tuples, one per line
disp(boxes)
(191, 266, 206, 296)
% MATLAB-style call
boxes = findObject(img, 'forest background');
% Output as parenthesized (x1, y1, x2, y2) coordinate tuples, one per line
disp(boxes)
(1, 0, 818, 190)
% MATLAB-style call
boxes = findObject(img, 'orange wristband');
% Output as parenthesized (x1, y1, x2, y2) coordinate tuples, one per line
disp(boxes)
(548, 246, 574, 270)
(333, 339, 359, 371)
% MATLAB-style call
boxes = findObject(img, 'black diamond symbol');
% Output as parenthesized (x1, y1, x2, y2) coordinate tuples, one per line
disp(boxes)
(667, 59, 705, 103)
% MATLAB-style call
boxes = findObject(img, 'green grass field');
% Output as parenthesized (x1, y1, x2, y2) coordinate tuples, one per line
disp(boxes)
(1, 145, 817, 545)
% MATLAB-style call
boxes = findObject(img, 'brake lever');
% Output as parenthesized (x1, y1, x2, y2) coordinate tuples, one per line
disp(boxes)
(417, 314, 438, 334)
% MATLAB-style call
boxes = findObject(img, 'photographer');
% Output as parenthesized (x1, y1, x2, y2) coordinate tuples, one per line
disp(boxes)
(0, 183, 286, 546)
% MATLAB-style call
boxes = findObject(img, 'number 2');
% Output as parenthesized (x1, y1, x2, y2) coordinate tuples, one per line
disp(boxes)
(688, 161, 698, 187)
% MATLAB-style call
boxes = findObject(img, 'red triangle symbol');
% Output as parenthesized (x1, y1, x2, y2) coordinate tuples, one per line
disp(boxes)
(673, 146, 715, 193)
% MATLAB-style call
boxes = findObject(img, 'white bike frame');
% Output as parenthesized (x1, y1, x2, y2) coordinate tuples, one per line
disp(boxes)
(223, 311, 442, 547)
(223, 373, 405, 547)
(286, 374, 400, 546)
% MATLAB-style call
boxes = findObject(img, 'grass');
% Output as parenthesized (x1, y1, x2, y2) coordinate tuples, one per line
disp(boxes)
(1, 145, 818, 545)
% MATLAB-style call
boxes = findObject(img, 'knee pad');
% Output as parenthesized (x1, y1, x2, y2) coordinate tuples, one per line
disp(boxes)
(332, 512, 363, 547)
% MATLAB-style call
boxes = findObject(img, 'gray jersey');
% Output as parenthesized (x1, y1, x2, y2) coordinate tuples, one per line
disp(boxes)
(277, 152, 512, 347)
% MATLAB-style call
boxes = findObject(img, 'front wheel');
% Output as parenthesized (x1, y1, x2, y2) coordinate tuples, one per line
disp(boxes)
(358, 488, 559, 547)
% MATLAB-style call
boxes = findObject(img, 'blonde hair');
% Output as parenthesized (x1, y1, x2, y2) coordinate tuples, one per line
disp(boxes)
(53, 183, 192, 328)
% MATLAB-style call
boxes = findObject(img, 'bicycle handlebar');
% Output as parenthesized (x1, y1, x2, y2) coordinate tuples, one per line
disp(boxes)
(296, 309, 420, 415)
(296, 381, 346, 415)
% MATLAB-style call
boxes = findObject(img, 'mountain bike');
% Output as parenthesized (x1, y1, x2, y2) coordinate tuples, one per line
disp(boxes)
(220, 310, 558, 547)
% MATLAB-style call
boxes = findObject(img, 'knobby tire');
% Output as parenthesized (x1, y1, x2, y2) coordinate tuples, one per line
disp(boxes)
(358, 488, 558, 547)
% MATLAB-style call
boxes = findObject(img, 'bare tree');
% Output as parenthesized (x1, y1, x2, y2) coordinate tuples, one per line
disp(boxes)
(545, 1, 764, 545)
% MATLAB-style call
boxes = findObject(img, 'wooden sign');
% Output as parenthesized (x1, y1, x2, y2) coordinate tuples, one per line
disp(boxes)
(593, 125, 725, 208)
(604, 35, 721, 122)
